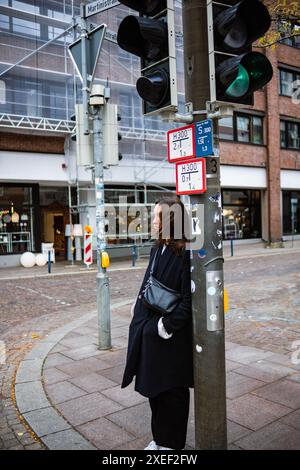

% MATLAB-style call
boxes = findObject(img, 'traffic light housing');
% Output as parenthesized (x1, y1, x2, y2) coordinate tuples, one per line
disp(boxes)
(103, 103, 122, 167)
(208, 0, 273, 105)
(117, 0, 177, 116)
(71, 104, 93, 166)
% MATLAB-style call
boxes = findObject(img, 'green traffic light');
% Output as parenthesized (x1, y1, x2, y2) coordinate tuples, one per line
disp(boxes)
(225, 64, 249, 98)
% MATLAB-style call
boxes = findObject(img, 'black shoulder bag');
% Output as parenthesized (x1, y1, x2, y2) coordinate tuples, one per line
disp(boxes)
(141, 247, 182, 315)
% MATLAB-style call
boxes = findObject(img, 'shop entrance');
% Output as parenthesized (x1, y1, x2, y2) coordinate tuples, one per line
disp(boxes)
(41, 202, 69, 259)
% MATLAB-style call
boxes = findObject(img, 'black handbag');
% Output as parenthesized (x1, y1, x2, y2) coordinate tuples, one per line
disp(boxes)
(142, 247, 182, 315)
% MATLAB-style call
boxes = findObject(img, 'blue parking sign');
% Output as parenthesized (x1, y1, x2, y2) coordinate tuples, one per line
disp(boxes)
(195, 119, 214, 157)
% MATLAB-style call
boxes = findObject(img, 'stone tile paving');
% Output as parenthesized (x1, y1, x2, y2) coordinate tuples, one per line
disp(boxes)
(1, 250, 300, 449)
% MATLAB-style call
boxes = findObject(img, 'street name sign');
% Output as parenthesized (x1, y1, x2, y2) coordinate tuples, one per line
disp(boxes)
(68, 24, 106, 83)
(176, 158, 206, 195)
(84, 0, 120, 18)
(167, 125, 195, 163)
(195, 119, 214, 157)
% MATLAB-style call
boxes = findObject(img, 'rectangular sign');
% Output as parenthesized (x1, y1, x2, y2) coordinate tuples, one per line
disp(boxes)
(176, 158, 206, 195)
(167, 125, 195, 163)
(84, 0, 119, 18)
(195, 119, 214, 157)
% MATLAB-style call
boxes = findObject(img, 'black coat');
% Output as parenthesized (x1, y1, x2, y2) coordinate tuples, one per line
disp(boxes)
(121, 244, 194, 398)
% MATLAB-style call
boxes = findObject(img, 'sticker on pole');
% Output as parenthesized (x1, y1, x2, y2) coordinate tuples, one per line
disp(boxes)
(167, 125, 195, 163)
(176, 158, 206, 195)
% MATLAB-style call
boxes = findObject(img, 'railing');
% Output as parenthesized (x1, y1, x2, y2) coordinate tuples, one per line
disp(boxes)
(0, 113, 75, 133)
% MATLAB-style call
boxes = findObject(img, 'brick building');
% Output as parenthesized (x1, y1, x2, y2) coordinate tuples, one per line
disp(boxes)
(0, 0, 299, 266)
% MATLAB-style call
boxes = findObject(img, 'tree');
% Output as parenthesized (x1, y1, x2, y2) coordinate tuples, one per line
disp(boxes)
(257, 0, 300, 48)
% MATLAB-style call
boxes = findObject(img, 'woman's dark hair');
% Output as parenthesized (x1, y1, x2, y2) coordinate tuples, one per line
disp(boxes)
(154, 195, 190, 256)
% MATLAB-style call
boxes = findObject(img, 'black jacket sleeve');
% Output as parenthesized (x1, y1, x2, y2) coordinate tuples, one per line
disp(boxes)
(161, 251, 192, 334)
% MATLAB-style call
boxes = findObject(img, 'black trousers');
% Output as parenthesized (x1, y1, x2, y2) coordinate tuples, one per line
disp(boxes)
(149, 387, 190, 450)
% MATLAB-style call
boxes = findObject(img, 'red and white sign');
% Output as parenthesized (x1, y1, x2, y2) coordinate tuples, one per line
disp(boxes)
(84, 233, 93, 266)
(167, 125, 195, 163)
(176, 158, 206, 195)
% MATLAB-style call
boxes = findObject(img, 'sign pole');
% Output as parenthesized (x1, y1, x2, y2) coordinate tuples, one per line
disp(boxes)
(92, 101, 111, 350)
(80, 3, 90, 136)
(182, 0, 227, 450)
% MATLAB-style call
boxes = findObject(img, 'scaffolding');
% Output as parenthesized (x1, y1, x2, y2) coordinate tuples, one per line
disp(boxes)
(0, 0, 183, 239)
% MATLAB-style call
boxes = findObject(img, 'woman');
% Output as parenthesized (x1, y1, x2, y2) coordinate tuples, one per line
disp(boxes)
(121, 196, 194, 451)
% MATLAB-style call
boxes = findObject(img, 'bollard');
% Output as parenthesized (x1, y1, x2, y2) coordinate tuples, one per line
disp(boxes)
(230, 238, 234, 257)
(48, 250, 51, 274)
(132, 244, 137, 267)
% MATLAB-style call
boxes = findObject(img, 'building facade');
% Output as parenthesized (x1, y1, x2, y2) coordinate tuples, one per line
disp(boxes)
(0, 0, 300, 266)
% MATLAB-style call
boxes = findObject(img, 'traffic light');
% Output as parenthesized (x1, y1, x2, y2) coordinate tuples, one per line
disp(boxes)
(71, 104, 93, 166)
(208, 0, 273, 105)
(117, 0, 177, 115)
(103, 103, 122, 167)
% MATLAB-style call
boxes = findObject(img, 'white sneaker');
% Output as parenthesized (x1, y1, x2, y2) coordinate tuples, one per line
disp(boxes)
(157, 445, 173, 450)
(144, 440, 158, 450)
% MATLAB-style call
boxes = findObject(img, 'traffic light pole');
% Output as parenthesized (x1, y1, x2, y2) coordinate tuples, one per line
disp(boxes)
(79, 3, 111, 350)
(92, 103, 112, 350)
(182, 0, 227, 449)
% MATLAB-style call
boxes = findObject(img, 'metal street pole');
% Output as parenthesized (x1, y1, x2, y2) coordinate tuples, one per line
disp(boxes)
(182, 0, 227, 449)
(92, 101, 111, 350)
(80, 3, 90, 137)
(79, 2, 111, 349)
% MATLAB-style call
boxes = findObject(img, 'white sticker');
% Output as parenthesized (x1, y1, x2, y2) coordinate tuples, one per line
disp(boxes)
(207, 286, 216, 296)
(191, 280, 196, 293)
(210, 314, 217, 322)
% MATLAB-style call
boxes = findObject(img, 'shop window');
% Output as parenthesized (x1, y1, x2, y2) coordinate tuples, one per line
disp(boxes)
(222, 189, 261, 240)
(0, 185, 38, 255)
(283, 191, 300, 235)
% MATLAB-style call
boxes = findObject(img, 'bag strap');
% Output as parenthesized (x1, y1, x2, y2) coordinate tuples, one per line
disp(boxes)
(149, 246, 159, 276)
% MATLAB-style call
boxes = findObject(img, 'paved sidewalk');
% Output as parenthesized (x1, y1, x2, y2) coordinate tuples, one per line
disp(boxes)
(14, 299, 300, 450)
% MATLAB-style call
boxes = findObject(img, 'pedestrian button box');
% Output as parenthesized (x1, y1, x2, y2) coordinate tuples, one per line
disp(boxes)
(101, 251, 110, 268)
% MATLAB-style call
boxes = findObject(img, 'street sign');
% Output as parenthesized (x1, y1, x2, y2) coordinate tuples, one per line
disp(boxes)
(84, 0, 119, 18)
(195, 119, 214, 157)
(68, 24, 106, 83)
(167, 125, 195, 163)
(176, 158, 206, 195)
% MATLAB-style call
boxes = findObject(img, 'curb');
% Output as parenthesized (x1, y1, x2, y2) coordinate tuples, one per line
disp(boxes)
(14, 299, 134, 450)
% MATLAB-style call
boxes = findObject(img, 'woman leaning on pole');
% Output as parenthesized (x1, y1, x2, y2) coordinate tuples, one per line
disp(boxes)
(121, 195, 194, 451)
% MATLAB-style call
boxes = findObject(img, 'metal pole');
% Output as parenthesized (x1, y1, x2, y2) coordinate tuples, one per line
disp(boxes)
(182, 0, 227, 450)
(93, 104, 111, 350)
(80, 3, 90, 136)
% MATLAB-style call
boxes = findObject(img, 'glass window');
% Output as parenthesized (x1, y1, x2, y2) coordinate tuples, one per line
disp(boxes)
(283, 191, 300, 235)
(281, 121, 300, 149)
(12, 1, 39, 14)
(252, 116, 263, 144)
(119, 93, 133, 128)
(0, 186, 35, 254)
(280, 121, 287, 148)
(0, 14, 9, 30)
(12, 17, 40, 37)
(237, 115, 250, 142)
(279, 69, 294, 96)
(287, 122, 299, 149)
(219, 117, 233, 140)
(222, 189, 261, 239)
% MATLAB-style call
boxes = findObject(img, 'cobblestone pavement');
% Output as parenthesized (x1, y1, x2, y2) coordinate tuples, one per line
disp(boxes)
(0, 250, 300, 449)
